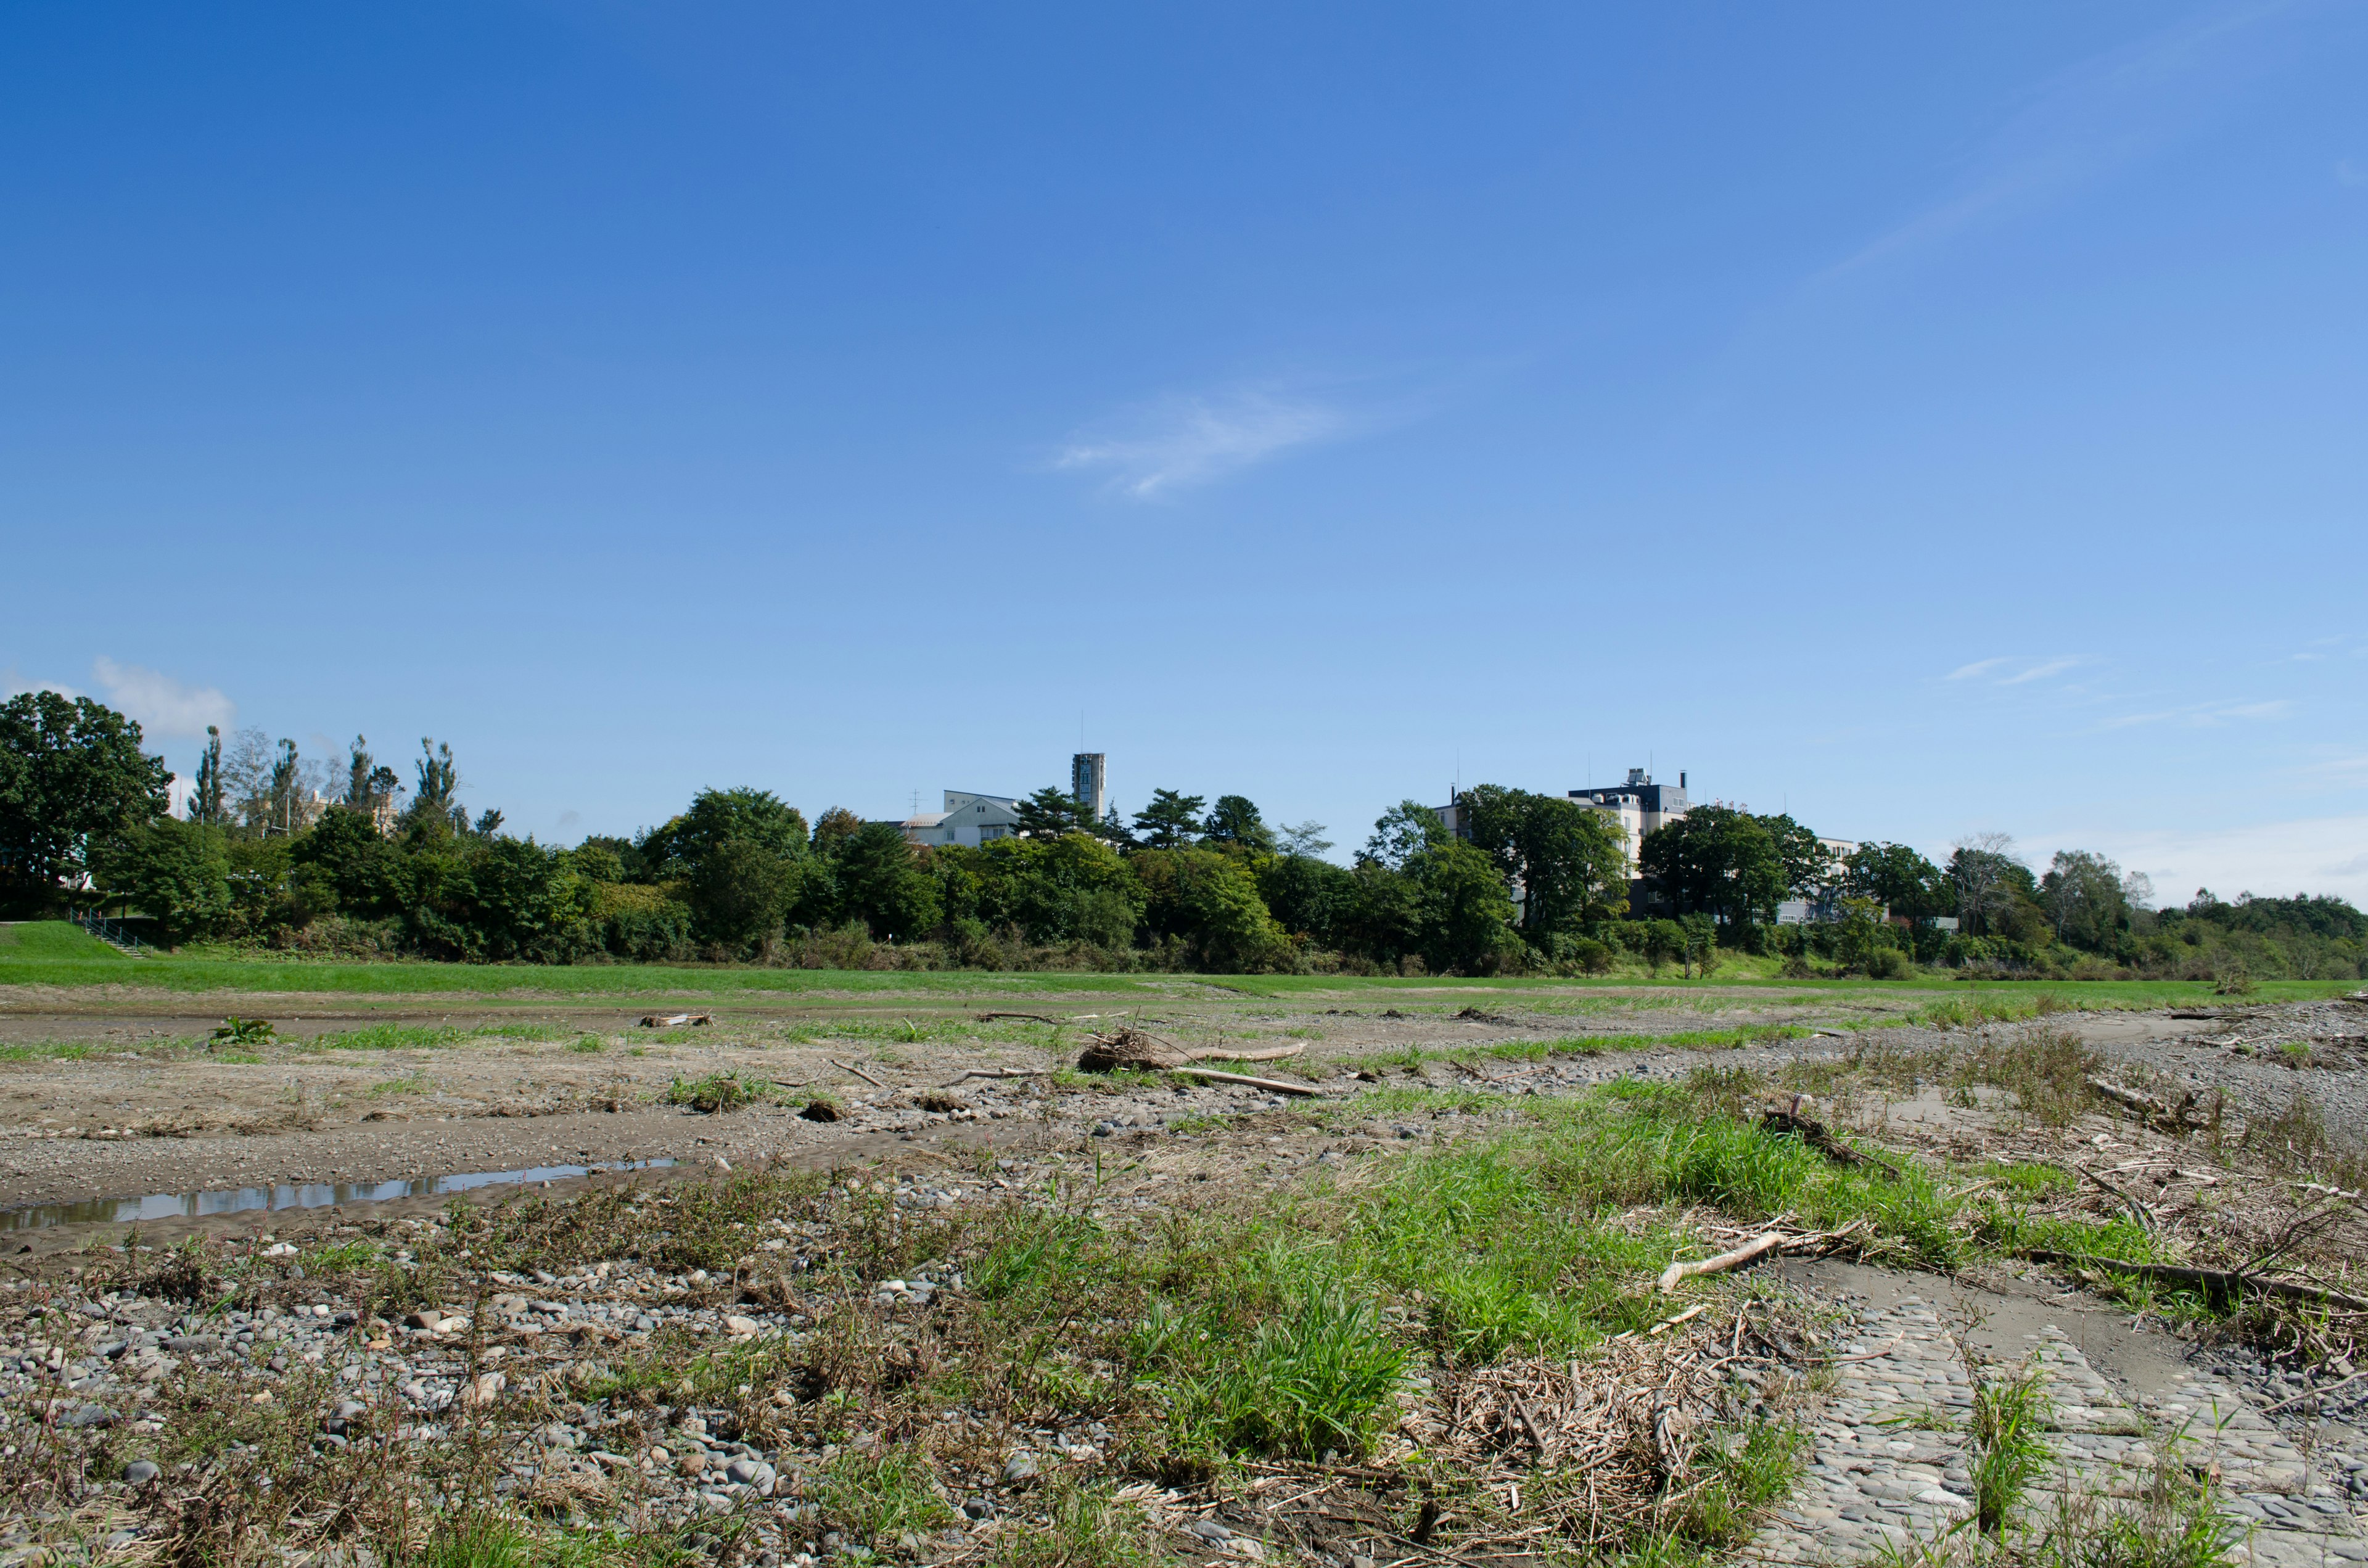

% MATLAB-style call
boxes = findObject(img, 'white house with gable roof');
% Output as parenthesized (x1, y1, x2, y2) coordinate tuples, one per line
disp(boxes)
(896, 790, 1023, 848)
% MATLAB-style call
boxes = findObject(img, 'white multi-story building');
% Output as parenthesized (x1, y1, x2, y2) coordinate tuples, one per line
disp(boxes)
(897, 790, 1022, 848)
(1564, 769, 1690, 876)
(1777, 838, 1862, 924)
(1071, 753, 1106, 821)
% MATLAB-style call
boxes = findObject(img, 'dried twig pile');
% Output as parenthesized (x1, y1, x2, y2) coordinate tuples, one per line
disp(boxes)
(1387, 1303, 1809, 1554)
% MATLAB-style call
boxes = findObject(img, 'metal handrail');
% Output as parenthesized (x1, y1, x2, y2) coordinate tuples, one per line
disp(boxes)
(77, 913, 147, 955)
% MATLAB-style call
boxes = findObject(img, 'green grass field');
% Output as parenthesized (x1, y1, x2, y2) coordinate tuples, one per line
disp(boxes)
(0, 919, 130, 963)
(0, 919, 2354, 1006)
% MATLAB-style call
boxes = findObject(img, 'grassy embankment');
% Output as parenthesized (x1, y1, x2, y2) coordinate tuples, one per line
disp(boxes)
(0, 922, 2352, 1008)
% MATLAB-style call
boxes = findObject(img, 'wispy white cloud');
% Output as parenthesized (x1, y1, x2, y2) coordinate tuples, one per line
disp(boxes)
(89, 658, 235, 737)
(2065, 813, 2368, 906)
(2101, 697, 2293, 729)
(1, 668, 82, 702)
(1833, 0, 2308, 274)
(7, 660, 234, 737)
(1944, 655, 2081, 687)
(2000, 657, 2080, 686)
(1051, 387, 1347, 499)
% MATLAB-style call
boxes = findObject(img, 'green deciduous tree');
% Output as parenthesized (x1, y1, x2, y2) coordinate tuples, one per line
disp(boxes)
(1276, 819, 1332, 857)
(832, 821, 942, 942)
(1459, 784, 1630, 942)
(1843, 842, 1947, 919)
(644, 789, 811, 877)
(640, 788, 813, 951)
(1256, 852, 1357, 946)
(1409, 839, 1520, 975)
(1758, 813, 1835, 900)
(808, 806, 864, 858)
(407, 739, 460, 831)
(689, 837, 796, 948)
(91, 816, 232, 942)
(954, 832, 1146, 946)
(189, 726, 227, 827)
(0, 691, 171, 912)
(2041, 850, 2130, 952)
(1360, 801, 1447, 871)
(1638, 806, 1786, 935)
(1948, 834, 2044, 939)
(1133, 846, 1293, 972)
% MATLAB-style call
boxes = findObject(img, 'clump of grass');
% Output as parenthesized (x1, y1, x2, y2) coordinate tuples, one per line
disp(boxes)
(1141, 1269, 1411, 1468)
(313, 1022, 467, 1051)
(367, 1072, 430, 1096)
(1952, 1024, 2101, 1128)
(663, 1072, 765, 1114)
(1968, 1363, 2052, 1535)
(2025, 1426, 2239, 1568)
(567, 1036, 606, 1053)
(815, 1445, 956, 1548)
(415, 1511, 532, 1568)
(984, 1477, 1160, 1568)
(213, 1016, 276, 1046)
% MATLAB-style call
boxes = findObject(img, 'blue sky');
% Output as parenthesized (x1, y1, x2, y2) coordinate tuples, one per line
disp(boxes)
(5, 2, 2365, 902)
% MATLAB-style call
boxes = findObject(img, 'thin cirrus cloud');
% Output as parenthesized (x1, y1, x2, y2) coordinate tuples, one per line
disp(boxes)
(1945, 655, 2080, 685)
(1830, 0, 2308, 276)
(1050, 387, 1348, 500)
(3, 659, 234, 737)
(2100, 698, 2293, 729)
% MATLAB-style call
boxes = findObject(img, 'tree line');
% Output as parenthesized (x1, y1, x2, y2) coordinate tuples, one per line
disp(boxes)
(2, 689, 2359, 980)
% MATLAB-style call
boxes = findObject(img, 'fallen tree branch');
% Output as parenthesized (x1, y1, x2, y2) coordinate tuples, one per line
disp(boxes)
(1646, 1301, 1709, 1336)
(2022, 1249, 2368, 1312)
(1076, 1027, 1305, 1073)
(2078, 1165, 2157, 1231)
(1759, 1100, 1904, 1180)
(1190, 1043, 1309, 1063)
(829, 1057, 888, 1088)
(976, 1012, 1066, 1025)
(2085, 1075, 2213, 1131)
(1658, 1232, 1783, 1294)
(1171, 1067, 1323, 1096)
(938, 1067, 1048, 1086)
(2263, 1368, 2368, 1413)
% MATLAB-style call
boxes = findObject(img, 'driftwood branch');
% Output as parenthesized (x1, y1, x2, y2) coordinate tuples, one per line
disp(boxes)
(1190, 1043, 1309, 1063)
(1172, 1067, 1323, 1096)
(1760, 1100, 1903, 1180)
(2078, 1165, 2157, 1231)
(1658, 1232, 1783, 1294)
(939, 1067, 1048, 1086)
(829, 1057, 888, 1088)
(2086, 1075, 2213, 1130)
(1076, 1027, 1305, 1073)
(2024, 1249, 2368, 1312)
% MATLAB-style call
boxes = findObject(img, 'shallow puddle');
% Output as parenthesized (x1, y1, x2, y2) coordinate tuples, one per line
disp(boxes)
(0, 1157, 678, 1231)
